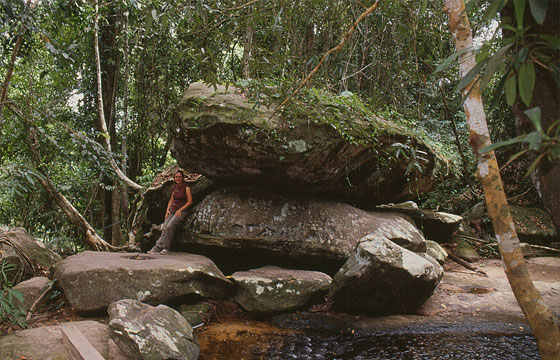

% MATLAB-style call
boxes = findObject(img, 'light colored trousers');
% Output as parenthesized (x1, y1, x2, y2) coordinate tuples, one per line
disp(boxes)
(153, 212, 185, 251)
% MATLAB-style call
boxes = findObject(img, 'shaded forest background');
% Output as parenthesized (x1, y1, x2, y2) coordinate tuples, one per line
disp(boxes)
(0, 0, 554, 251)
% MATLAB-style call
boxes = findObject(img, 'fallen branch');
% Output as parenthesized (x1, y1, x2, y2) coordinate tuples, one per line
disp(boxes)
(278, 0, 381, 109)
(26, 280, 55, 321)
(447, 251, 487, 276)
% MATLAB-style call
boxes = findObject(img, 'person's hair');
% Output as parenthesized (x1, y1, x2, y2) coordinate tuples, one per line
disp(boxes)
(174, 170, 185, 179)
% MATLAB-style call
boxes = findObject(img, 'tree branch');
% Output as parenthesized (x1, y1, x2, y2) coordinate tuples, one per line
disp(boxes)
(279, 0, 381, 109)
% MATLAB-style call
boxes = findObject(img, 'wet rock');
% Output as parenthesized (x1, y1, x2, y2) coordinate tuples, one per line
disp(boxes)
(181, 187, 426, 272)
(51, 251, 233, 312)
(376, 201, 462, 242)
(0, 320, 125, 360)
(231, 266, 332, 314)
(12, 276, 51, 311)
(425, 240, 448, 265)
(456, 238, 480, 263)
(0, 227, 62, 284)
(170, 83, 446, 205)
(328, 237, 443, 315)
(108, 299, 199, 360)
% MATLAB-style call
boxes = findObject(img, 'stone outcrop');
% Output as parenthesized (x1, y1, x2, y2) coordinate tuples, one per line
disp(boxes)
(425, 240, 448, 265)
(51, 251, 233, 312)
(108, 299, 199, 360)
(180, 187, 426, 272)
(231, 266, 332, 314)
(377, 201, 462, 242)
(328, 237, 443, 315)
(170, 83, 446, 205)
(0, 320, 125, 360)
(12, 276, 51, 311)
(0, 227, 62, 283)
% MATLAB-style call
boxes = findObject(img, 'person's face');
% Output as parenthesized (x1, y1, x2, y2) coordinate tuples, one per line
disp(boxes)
(174, 173, 184, 184)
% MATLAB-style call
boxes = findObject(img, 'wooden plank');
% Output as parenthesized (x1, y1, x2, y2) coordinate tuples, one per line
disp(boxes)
(60, 325, 106, 360)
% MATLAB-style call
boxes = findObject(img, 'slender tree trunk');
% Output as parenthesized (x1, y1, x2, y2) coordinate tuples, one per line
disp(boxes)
(93, 0, 144, 192)
(444, 1, 560, 358)
(242, 17, 254, 78)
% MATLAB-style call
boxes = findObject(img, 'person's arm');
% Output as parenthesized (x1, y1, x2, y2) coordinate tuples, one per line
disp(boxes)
(174, 186, 192, 218)
(165, 194, 174, 219)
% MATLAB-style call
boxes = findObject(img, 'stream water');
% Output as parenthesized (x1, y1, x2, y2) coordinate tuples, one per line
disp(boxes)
(197, 314, 540, 359)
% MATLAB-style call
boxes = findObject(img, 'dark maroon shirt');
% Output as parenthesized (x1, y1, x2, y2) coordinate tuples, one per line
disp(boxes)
(169, 182, 188, 213)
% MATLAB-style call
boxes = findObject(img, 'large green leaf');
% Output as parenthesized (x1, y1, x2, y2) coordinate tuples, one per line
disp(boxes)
(433, 47, 472, 75)
(513, 0, 526, 28)
(524, 107, 542, 132)
(505, 74, 517, 105)
(483, 0, 509, 20)
(455, 58, 488, 92)
(518, 62, 535, 107)
(529, 0, 549, 25)
(480, 43, 513, 89)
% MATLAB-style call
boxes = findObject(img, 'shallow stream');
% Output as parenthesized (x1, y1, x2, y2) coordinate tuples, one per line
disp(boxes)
(197, 313, 539, 359)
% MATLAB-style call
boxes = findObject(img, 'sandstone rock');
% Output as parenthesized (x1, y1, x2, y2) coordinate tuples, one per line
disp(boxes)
(425, 240, 448, 265)
(181, 187, 426, 273)
(170, 83, 446, 205)
(12, 276, 51, 311)
(0, 227, 62, 283)
(108, 299, 199, 360)
(377, 201, 462, 242)
(328, 237, 443, 315)
(51, 251, 233, 312)
(0, 320, 125, 360)
(456, 238, 480, 263)
(231, 266, 332, 314)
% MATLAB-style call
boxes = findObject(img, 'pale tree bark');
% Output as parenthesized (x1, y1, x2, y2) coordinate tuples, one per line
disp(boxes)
(93, 0, 144, 192)
(444, 1, 560, 358)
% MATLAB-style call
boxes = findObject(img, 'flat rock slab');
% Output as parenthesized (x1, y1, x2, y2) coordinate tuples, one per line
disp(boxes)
(170, 83, 445, 204)
(232, 266, 332, 314)
(51, 251, 233, 312)
(0, 320, 123, 360)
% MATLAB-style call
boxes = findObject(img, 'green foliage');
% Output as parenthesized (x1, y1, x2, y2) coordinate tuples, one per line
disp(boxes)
(0, 260, 27, 329)
(481, 107, 560, 175)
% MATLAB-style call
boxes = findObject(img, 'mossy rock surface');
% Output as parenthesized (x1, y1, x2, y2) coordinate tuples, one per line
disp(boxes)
(170, 83, 447, 205)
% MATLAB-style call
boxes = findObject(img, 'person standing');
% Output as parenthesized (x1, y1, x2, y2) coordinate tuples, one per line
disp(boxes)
(148, 170, 192, 254)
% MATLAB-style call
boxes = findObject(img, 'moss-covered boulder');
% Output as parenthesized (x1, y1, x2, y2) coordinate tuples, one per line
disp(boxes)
(170, 83, 446, 205)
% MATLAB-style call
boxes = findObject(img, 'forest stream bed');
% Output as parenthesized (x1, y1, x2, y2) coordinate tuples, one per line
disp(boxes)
(197, 258, 559, 359)
(3, 257, 558, 359)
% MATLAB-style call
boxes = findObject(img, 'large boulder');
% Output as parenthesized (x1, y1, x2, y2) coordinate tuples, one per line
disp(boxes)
(180, 187, 426, 273)
(108, 299, 199, 360)
(0, 227, 62, 283)
(170, 83, 446, 205)
(0, 320, 126, 360)
(328, 236, 443, 315)
(376, 201, 462, 242)
(231, 266, 332, 314)
(51, 251, 233, 312)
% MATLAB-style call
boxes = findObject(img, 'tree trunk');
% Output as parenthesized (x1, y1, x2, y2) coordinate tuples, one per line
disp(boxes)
(444, 1, 560, 358)
(93, 0, 144, 192)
